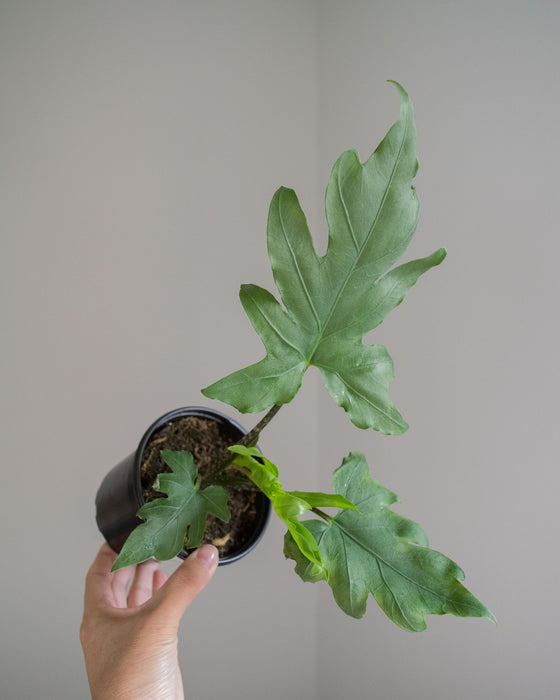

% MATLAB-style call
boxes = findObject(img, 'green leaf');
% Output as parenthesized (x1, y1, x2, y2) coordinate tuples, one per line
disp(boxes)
(112, 450, 231, 571)
(203, 82, 446, 434)
(230, 445, 357, 567)
(284, 452, 496, 631)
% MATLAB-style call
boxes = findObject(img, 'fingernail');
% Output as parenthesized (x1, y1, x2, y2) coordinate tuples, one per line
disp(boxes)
(193, 545, 218, 570)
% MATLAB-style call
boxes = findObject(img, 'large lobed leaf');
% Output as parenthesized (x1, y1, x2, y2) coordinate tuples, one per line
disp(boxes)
(203, 82, 446, 434)
(284, 452, 495, 631)
(112, 450, 231, 571)
(230, 445, 356, 567)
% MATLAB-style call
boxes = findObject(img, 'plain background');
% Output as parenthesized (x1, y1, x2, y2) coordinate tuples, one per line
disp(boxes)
(1, 1, 558, 699)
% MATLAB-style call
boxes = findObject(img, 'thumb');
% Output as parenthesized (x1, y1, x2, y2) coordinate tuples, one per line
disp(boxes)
(150, 545, 219, 625)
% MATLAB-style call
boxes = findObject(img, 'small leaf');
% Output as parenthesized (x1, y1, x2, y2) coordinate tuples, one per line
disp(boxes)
(203, 83, 446, 434)
(112, 450, 231, 571)
(285, 452, 495, 631)
(230, 445, 356, 567)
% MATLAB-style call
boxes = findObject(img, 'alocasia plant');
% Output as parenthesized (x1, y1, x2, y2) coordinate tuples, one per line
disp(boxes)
(112, 82, 495, 631)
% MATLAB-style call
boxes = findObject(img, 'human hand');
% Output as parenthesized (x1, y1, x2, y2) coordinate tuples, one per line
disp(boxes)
(80, 543, 218, 700)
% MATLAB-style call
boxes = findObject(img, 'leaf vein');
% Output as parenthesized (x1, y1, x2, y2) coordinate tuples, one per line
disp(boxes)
(333, 519, 461, 607)
(245, 287, 305, 358)
(314, 115, 410, 351)
(337, 159, 360, 252)
(278, 194, 321, 330)
(316, 364, 401, 426)
(376, 558, 415, 630)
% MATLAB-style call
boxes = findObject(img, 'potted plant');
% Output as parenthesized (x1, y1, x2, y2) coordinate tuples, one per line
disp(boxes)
(95, 405, 273, 565)
(96, 81, 494, 631)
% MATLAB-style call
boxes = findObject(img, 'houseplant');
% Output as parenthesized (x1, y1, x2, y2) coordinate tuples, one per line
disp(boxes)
(95, 406, 272, 565)
(100, 82, 494, 631)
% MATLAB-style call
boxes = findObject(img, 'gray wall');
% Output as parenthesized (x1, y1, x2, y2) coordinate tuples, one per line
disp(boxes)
(0, 3, 320, 699)
(1, 1, 558, 699)
(316, 2, 560, 699)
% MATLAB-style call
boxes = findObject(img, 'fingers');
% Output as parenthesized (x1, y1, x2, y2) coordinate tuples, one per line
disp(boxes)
(150, 546, 219, 624)
(127, 559, 159, 607)
(153, 569, 168, 594)
(84, 543, 120, 608)
(111, 565, 134, 608)
(85, 542, 218, 622)
(84, 543, 136, 609)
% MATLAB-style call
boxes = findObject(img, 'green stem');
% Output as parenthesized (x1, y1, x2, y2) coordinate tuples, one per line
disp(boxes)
(213, 474, 260, 491)
(203, 404, 282, 486)
(312, 507, 334, 523)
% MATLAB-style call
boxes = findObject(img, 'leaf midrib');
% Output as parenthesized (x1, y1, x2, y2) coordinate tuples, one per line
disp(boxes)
(278, 194, 322, 331)
(330, 515, 465, 608)
(308, 118, 410, 362)
(315, 360, 406, 429)
(245, 285, 306, 358)
(143, 483, 198, 542)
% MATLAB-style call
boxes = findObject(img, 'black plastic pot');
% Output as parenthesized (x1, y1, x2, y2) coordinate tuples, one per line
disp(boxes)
(95, 406, 271, 566)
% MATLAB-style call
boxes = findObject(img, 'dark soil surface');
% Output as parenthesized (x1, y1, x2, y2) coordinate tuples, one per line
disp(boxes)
(140, 415, 260, 559)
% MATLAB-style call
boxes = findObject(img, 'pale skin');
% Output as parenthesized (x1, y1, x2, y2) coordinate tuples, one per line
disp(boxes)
(80, 543, 219, 700)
